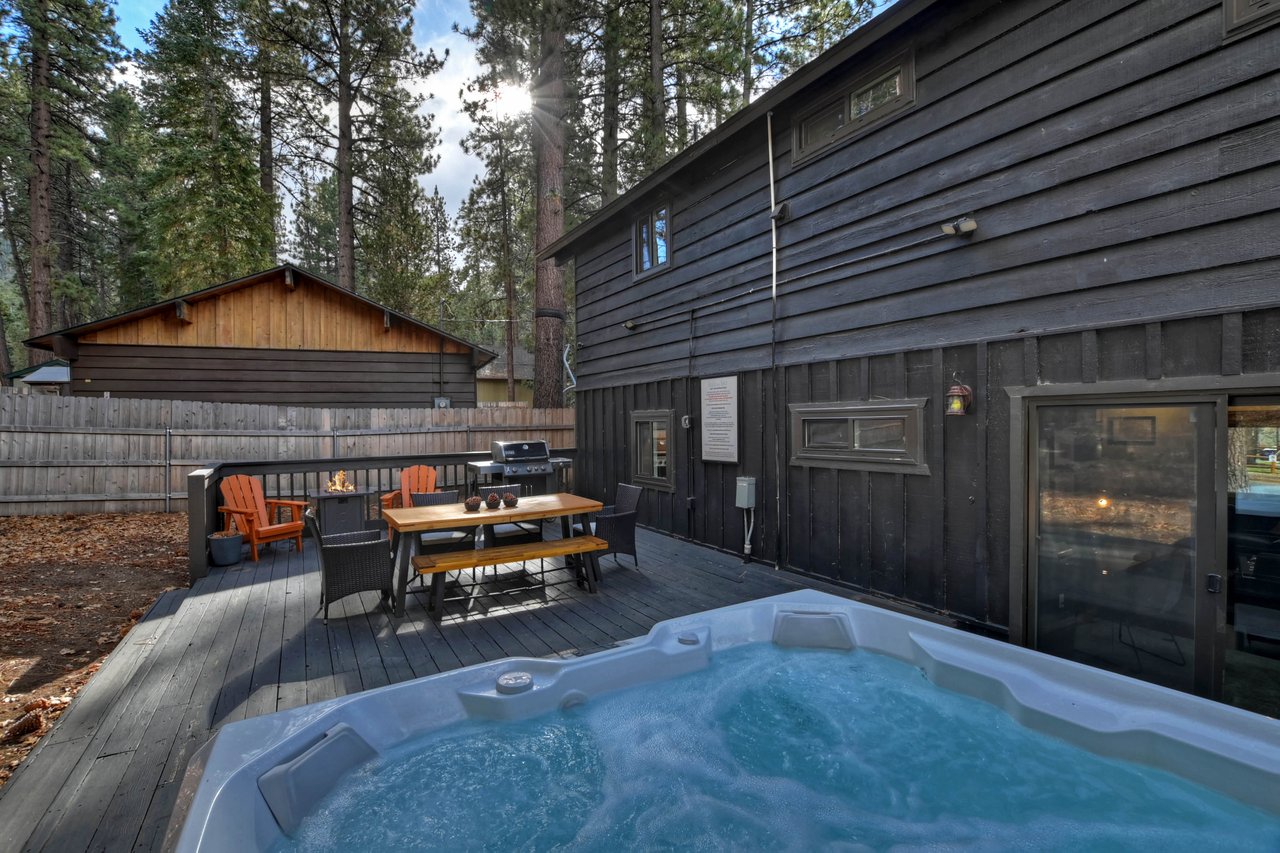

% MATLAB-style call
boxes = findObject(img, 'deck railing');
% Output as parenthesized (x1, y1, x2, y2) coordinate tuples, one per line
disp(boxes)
(186, 449, 576, 581)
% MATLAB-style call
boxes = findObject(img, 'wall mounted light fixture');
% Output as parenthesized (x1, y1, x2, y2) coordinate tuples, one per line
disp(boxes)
(945, 374, 973, 416)
(941, 216, 978, 236)
(622, 320, 638, 331)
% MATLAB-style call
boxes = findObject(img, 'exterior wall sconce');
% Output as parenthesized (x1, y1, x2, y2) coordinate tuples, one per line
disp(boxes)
(945, 375, 972, 416)
(622, 320, 638, 331)
(941, 216, 978, 236)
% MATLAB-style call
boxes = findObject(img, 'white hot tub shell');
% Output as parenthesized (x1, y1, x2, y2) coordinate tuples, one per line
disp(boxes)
(167, 590, 1280, 852)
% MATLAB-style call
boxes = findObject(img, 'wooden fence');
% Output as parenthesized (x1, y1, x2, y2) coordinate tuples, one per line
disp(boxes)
(0, 389, 575, 515)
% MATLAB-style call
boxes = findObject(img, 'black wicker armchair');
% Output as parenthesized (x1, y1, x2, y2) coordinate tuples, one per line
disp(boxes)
(575, 483, 641, 569)
(306, 510, 394, 624)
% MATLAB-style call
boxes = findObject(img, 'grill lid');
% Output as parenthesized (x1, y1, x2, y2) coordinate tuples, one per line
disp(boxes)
(491, 440, 551, 463)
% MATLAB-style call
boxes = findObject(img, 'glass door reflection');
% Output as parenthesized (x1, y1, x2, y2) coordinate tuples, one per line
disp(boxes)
(1034, 405, 1209, 694)
(1225, 400, 1280, 717)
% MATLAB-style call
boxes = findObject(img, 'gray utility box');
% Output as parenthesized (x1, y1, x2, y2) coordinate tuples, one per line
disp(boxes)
(735, 476, 757, 509)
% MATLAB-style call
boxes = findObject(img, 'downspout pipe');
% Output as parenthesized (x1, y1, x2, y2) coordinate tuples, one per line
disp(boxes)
(767, 111, 781, 569)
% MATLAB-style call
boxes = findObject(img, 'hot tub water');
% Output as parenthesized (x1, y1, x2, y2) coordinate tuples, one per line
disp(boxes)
(277, 645, 1280, 851)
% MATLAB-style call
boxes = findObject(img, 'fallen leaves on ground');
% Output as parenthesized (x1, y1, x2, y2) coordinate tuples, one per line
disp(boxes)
(0, 512, 188, 789)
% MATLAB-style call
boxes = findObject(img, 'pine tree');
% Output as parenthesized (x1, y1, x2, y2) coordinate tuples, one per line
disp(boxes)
(290, 171, 339, 278)
(139, 0, 274, 293)
(261, 0, 443, 291)
(459, 78, 535, 402)
(94, 86, 154, 310)
(5, 0, 120, 360)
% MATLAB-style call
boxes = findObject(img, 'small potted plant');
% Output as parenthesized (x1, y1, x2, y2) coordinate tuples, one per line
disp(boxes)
(485, 491, 502, 509)
(208, 522, 244, 567)
(502, 491, 519, 508)
(464, 495, 482, 513)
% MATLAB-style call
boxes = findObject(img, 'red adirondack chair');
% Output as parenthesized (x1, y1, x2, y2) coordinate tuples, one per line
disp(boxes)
(380, 465, 439, 510)
(218, 474, 306, 561)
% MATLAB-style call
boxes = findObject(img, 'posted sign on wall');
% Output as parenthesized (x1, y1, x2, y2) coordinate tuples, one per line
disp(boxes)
(700, 376, 739, 463)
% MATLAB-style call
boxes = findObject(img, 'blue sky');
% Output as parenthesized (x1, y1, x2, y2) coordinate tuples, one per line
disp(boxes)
(113, 0, 484, 218)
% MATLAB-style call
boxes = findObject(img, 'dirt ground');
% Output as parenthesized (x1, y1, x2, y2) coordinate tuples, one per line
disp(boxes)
(0, 513, 188, 789)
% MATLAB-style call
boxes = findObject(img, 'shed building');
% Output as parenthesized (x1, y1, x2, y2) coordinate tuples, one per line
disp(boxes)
(24, 265, 495, 407)
(545, 0, 1280, 715)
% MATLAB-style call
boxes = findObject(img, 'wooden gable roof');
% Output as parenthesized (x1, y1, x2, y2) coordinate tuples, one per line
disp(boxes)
(25, 265, 496, 366)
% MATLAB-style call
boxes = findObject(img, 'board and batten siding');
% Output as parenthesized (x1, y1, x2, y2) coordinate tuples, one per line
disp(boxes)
(576, 309, 1280, 631)
(571, 0, 1280, 631)
(79, 273, 470, 354)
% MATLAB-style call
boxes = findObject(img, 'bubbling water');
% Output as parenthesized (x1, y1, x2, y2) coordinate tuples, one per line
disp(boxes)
(280, 645, 1280, 852)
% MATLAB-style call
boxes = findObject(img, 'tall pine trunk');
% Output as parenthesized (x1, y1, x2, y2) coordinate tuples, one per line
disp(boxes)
(648, 0, 665, 167)
(742, 0, 754, 104)
(258, 51, 277, 262)
(532, 2, 567, 408)
(600, 4, 620, 203)
(498, 137, 516, 402)
(336, 0, 356, 290)
(27, 0, 54, 364)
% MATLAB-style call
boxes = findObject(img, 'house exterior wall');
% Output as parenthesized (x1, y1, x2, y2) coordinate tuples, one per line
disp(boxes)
(571, 0, 1280, 631)
(78, 273, 469, 354)
(68, 344, 478, 406)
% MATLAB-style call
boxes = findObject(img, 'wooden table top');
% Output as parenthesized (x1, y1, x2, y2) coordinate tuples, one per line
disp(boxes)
(383, 492, 603, 533)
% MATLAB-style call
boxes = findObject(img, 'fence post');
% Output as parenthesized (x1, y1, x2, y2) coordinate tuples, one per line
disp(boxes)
(187, 467, 216, 582)
(164, 427, 173, 512)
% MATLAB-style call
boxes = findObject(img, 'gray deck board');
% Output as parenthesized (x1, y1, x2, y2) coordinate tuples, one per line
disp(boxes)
(0, 528, 835, 852)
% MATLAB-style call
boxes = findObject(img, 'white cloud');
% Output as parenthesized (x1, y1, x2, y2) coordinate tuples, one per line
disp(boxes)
(413, 0, 483, 219)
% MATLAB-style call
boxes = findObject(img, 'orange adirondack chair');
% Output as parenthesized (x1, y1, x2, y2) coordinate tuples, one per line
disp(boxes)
(218, 475, 306, 561)
(380, 465, 439, 510)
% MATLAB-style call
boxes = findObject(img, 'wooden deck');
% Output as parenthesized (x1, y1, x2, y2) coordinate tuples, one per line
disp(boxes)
(0, 528, 838, 852)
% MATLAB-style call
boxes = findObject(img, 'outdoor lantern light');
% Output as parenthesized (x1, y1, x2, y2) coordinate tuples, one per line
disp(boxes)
(945, 376, 972, 416)
(622, 320, 638, 331)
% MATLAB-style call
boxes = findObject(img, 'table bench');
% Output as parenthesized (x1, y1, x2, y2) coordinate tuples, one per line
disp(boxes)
(411, 535, 609, 611)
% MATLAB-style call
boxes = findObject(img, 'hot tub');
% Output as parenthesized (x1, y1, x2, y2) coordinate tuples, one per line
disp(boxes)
(168, 591, 1280, 851)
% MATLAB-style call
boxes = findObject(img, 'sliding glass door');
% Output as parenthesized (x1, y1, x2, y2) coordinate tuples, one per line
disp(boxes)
(1031, 403, 1216, 696)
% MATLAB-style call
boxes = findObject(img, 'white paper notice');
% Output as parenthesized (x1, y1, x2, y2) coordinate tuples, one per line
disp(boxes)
(700, 376, 739, 463)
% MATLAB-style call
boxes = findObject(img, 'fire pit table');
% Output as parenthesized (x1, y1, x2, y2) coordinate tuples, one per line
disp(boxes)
(309, 474, 378, 535)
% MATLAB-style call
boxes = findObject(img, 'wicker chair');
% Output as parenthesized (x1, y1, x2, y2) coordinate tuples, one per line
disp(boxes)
(410, 490, 477, 554)
(482, 482, 542, 548)
(306, 510, 393, 624)
(574, 483, 641, 569)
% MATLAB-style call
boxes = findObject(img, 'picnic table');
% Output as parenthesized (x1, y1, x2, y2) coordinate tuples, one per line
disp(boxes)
(382, 492, 606, 617)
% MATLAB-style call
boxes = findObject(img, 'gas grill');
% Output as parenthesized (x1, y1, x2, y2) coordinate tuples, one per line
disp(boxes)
(467, 439, 572, 495)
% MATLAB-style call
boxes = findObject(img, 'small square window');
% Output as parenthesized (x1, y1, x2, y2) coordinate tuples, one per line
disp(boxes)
(631, 409, 673, 491)
(635, 206, 671, 276)
(789, 399, 929, 475)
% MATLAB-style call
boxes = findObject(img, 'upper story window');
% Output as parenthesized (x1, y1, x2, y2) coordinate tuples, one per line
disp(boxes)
(794, 53, 915, 162)
(634, 205, 670, 276)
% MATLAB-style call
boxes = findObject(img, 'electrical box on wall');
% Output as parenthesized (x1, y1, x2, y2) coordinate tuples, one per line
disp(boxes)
(735, 476, 756, 509)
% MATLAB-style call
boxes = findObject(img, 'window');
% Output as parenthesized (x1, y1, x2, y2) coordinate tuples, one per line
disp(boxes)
(1224, 0, 1280, 39)
(634, 205, 670, 276)
(631, 409, 673, 490)
(794, 53, 915, 162)
(789, 399, 929, 474)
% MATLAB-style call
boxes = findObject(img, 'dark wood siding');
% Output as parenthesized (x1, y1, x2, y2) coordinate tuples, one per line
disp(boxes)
(571, 0, 1280, 631)
(69, 344, 478, 407)
(573, 0, 1280, 388)
(577, 310, 1280, 632)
